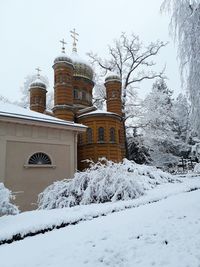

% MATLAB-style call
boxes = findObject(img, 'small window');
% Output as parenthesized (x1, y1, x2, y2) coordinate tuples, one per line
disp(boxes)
(110, 127, 116, 142)
(74, 88, 78, 99)
(87, 128, 93, 143)
(98, 127, 104, 142)
(82, 91, 86, 100)
(118, 130, 122, 143)
(28, 152, 51, 165)
(112, 91, 117, 98)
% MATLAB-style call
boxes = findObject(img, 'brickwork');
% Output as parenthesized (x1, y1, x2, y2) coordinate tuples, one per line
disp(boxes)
(30, 87, 47, 114)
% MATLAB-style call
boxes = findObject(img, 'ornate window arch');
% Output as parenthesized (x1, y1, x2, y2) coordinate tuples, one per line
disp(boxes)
(98, 127, 105, 142)
(28, 152, 52, 165)
(87, 128, 93, 143)
(110, 127, 116, 142)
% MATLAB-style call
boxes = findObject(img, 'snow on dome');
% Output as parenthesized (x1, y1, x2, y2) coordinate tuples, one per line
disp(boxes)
(30, 78, 46, 90)
(54, 53, 73, 65)
(70, 51, 93, 81)
(105, 71, 121, 82)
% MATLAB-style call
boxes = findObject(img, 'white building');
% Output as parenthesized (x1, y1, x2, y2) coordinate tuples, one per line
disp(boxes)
(0, 102, 86, 210)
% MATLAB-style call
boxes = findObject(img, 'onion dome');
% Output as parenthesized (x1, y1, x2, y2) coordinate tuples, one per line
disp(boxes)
(105, 71, 121, 83)
(71, 51, 93, 81)
(54, 53, 73, 65)
(30, 78, 46, 90)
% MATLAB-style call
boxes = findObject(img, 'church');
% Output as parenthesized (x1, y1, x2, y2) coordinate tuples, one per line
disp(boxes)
(0, 29, 125, 210)
(29, 29, 126, 170)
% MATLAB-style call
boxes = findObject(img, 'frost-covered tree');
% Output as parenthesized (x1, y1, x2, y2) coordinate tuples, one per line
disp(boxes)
(128, 134, 150, 164)
(161, 0, 200, 137)
(141, 78, 179, 167)
(88, 32, 167, 156)
(0, 183, 19, 216)
(173, 93, 191, 142)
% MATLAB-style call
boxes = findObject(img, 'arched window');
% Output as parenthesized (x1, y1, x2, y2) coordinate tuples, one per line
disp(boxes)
(87, 128, 93, 143)
(98, 127, 104, 142)
(73, 88, 78, 99)
(28, 152, 51, 165)
(118, 130, 121, 143)
(110, 127, 116, 142)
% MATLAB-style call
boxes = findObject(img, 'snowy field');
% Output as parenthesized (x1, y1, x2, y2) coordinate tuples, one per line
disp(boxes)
(0, 176, 200, 267)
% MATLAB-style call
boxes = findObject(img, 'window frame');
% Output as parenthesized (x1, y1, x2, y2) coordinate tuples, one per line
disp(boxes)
(98, 127, 105, 143)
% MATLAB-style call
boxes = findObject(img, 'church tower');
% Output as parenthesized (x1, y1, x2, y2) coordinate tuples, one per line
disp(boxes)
(29, 68, 47, 114)
(105, 72, 122, 116)
(70, 29, 94, 112)
(52, 39, 74, 121)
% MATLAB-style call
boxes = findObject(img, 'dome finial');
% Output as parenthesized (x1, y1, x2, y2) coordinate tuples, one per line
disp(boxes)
(60, 38, 67, 53)
(70, 28, 79, 52)
(35, 67, 41, 78)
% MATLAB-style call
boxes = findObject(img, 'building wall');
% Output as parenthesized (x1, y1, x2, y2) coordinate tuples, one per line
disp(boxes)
(0, 120, 77, 211)
(77, 114, 125, 170)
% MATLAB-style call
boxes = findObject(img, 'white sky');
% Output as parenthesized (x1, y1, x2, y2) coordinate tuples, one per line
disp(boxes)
(0, 0, 182, 102)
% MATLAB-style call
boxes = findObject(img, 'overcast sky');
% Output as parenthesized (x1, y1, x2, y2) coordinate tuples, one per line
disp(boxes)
(0, 0, 182, 102)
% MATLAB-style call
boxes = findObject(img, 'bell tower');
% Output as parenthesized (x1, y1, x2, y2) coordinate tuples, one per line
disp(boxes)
(52, 39, 74, 121)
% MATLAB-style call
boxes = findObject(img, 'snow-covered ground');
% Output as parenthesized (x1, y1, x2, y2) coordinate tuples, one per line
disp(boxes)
(0, 176, 200, 266)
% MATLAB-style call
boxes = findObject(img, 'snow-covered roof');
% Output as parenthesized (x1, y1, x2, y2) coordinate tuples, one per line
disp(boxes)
(105, 71, 121, 82)
(54, 53, 73, 65)
(78, 109, 121, 118)
(70, 51, 94, 81)
(70, 51, 89, 65)
(0, 102, 86, 130)
(30, 78, 46, 89)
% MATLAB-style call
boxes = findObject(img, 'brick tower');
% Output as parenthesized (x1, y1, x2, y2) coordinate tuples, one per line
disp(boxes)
(29, 68, 47, 114)
(105, 72, 122, 116)
(52, 40, 74, 121)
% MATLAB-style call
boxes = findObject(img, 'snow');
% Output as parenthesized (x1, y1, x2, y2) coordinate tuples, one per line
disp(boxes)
(0, 101, 86, 129)
(194, 163, 200, 173)
(0, 183, 19, 216)
(78, 109, 120, 118)
(0, 176, 200, 267)
(105, 70, 120, 80)
(0, 176, 200, 243)
(30, 78, 46, 86)
(70, 51, 90, 66)
(38, 159, 177, 209)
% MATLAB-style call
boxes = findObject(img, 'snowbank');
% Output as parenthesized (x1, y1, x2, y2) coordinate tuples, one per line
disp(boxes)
(38, 159, 176, 210)
(0, 178, 200, 245)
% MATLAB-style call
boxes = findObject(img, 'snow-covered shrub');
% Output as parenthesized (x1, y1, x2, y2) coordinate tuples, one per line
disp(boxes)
(194, 163, 200, 173)
(38, 159, 178, 210)
(0, 183, 19, 216)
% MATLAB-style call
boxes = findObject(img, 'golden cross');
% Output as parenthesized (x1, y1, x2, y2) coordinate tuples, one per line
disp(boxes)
(60, 38, 67, 53)
(35, 67, 41, 78)
(70, 28, 79, 52)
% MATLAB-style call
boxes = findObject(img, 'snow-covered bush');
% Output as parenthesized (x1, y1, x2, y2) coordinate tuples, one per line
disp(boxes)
(38, 159, 178, 210)
(194, 163, 200, 173)
(0, 183, 19, 216)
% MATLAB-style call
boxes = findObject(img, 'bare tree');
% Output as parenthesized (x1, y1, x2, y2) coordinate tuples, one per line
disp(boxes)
(88, 32, 167, 157)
